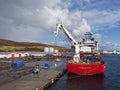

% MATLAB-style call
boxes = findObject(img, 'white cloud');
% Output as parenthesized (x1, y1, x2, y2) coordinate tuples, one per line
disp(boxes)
(82, 9, 120, 30)
(94, 33, 102, 40)
(0, 0, 120, 50)
(0, 0, 92, 43)
(72, 18, 91, 39)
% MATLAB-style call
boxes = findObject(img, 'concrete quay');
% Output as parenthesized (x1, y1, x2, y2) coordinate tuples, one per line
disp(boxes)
(0, 59, 67, 90)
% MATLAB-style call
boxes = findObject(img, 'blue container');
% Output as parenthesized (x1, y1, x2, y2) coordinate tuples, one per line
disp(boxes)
(44, 62, 50, 69)
(11, 61, 24, 67)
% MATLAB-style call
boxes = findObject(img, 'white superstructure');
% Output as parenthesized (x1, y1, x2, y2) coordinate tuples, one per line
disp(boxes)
(79, 32, 98, 53)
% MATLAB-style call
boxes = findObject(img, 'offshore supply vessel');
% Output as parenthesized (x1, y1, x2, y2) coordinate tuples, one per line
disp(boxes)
(54, 24, 105, 75)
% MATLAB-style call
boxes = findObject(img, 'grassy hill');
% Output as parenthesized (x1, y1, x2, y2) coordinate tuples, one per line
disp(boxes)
(0, 39, 69, 52)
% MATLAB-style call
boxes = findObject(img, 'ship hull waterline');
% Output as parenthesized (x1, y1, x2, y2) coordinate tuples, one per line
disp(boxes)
(67, 62, 106, 75)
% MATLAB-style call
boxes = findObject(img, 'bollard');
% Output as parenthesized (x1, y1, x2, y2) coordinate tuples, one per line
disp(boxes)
(51, 78, 54, 84)
(35, 88, 39, 90)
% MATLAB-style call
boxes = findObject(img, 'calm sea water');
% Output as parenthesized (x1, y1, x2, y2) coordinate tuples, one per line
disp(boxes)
(47, 55, 120, 90)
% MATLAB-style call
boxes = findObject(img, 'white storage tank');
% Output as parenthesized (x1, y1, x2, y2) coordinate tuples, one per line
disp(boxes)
(49, 47, 54, 53)
(44, 47, 49, 52)
(54, 49, 59, 53)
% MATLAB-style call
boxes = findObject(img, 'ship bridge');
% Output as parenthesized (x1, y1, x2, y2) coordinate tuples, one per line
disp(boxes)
(78, 32, 98, 53)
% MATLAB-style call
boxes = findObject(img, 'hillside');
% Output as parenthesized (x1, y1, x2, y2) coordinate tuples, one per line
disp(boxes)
(0, 39, 69, 52)
(0, 39, 49, 47)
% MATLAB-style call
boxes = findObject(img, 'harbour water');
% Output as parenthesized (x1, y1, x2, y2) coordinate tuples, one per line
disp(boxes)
(47, 55, 120, 90)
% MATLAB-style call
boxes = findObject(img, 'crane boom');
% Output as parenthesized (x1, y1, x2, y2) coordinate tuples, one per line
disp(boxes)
(54, 24, 80, 54)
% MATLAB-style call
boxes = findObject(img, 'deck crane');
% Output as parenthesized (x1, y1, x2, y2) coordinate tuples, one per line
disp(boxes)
(54, 24, 80, 60)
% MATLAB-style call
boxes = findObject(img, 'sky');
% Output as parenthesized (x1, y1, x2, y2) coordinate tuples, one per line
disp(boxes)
(0, 0, 120, 50)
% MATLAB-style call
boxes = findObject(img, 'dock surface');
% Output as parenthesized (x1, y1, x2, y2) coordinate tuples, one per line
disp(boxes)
(0, 59, 66, 90)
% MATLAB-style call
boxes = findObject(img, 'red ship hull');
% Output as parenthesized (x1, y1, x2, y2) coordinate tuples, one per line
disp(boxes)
(67, 62, 106, 75)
